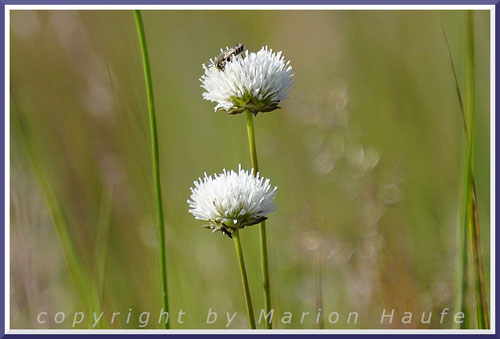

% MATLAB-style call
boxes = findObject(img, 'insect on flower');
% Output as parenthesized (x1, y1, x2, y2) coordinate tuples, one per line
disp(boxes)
(214, 43, 246, 71)
(201, 45, 294, 115)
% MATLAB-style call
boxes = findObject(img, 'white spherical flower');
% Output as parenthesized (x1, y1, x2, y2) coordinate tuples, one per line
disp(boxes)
(188, 165, 277, 237)
(200, 45, 294, 115)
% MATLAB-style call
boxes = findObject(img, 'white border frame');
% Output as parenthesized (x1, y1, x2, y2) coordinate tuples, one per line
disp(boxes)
(4, 4, 496, 335)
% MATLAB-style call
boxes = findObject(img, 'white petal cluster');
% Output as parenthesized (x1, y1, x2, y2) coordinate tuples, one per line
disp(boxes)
(201, 46, 294, 114)
(188, 165, 277, 229)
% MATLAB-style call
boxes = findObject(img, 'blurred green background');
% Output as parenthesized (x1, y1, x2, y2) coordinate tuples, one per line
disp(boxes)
(10, 10, 490, 329)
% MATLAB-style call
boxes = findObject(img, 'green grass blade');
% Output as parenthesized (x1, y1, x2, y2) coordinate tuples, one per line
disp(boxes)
(133, 10, 170, 329)
(441, 19, 471, 329)
(11, 111, 100, 328)
(440, 21, 467, 135)
(442, 12, 489, 329)
(464, 11, 489, 329)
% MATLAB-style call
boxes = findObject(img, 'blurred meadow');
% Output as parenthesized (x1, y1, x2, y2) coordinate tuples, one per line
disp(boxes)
(9, 10, 491, 329)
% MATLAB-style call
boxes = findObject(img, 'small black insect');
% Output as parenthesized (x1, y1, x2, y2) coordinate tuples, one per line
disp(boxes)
(220, 227, 233, 238)
(214, 43, 246, 71)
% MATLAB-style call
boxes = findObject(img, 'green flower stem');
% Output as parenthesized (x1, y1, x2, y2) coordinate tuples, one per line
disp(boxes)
(245, 111, 272, 329)
(134, 10, 170, 329)
(233, 230, 257, 329)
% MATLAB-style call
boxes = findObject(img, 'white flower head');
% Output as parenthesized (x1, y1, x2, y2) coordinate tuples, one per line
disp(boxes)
(201, 45, 294, 115)
(188, 165, 277, 237)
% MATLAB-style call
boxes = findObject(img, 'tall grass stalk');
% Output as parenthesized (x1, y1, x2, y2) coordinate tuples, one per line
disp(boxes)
(441, 20, 471, 329)
(442, 12, 489, 329)
(134, 10, 170, 329)
(245, 111, 272, 329)
(463, 11, 489, 328)
(12, 114, 100, 328)
(233, 230, 257, 329)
